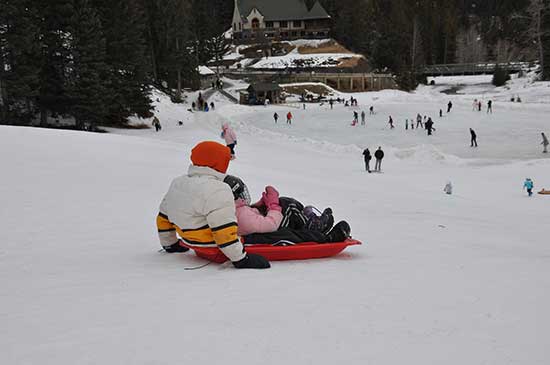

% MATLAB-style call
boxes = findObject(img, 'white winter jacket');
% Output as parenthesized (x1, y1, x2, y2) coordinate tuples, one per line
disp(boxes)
(156, 165, 245, 262)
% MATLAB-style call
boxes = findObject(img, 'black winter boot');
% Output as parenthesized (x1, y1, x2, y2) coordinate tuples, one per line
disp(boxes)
(326, 221, 351, 242)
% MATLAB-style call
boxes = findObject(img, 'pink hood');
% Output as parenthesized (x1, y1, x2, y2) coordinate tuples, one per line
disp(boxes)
(235, 198, 282, 236)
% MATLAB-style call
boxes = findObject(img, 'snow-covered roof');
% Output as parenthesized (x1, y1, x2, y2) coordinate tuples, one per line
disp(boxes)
(198, 66, 216, 76)
(237, 0, 330, 22)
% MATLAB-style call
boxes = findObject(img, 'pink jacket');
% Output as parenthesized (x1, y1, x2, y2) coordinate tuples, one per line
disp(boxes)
(235, 198, 283, 236)
(222, 123, 237, 145)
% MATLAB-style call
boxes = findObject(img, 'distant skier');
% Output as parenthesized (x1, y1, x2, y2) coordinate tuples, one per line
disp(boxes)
(443, 181, 453, 195)
(361, 111, 366, 125)
(286, 111, 293, 125)
(374, 147, 384, 172)
(470, 128, 477, 147)
(152, 116, 162, 132)
(487, 100, 492, 114)
(369, 106, 374, 115)
(273, 112, 279, 123)
(523, 178, 534, 197)
(541, 132, 549, 153)
(362, 148, 372, 173)
(447, 101, 453, 113)
(221, 123, 237, 159)
(388, 116, 395, 129)
(425, 118, 434, 135)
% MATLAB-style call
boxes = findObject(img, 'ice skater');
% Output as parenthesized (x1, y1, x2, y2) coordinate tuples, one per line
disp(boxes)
(273, 112, 279, 123)
(286, 111, 293, 125)
(416, 114, 423, 129)
(388, 116, 395, 129)
(369, 106, 375, 115)
(361, 111, 366, 125)
(487, 100, 492, 114)
(152, 116, 162, 132)
(447, 101, 453, 113)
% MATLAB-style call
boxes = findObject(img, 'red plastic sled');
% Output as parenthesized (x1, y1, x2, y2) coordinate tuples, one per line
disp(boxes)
(180, 239, 362, 263)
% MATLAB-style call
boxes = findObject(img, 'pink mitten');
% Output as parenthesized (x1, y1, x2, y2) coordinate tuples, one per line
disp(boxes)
(263, 186, 281, 212)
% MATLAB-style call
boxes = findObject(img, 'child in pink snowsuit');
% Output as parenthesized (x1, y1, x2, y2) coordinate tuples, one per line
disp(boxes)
(221, 123, 237, 157)
(235, 186, 283, 236)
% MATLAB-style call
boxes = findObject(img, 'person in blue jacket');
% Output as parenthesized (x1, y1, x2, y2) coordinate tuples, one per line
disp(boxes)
(523, 178, 534, 197)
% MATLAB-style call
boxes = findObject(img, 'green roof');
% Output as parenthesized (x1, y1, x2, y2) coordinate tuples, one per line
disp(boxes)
(237, 0, 330, 22)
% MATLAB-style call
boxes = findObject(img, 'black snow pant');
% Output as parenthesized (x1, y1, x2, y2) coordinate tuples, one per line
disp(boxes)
(471, 137, 477, 147)
(243, 228, 330, 245)
(227, 143, 236, 155)
(365, 160, 371, 172)
(375, 159, 382, 171)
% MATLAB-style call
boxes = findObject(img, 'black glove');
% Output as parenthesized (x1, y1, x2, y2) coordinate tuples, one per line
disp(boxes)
(163, 240, 190, 253)
(233, 253, 270, 269)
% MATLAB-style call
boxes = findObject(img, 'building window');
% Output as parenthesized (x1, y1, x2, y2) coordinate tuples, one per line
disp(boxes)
(251, 18, 260, 29)
(293, 20, 302, 28)
(291, 31, 297, 37)
(265, 21, 273, 28)
(280, 21, 288, 28)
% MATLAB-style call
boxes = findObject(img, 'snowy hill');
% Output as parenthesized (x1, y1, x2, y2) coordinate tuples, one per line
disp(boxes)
(2, 76, 550, 364)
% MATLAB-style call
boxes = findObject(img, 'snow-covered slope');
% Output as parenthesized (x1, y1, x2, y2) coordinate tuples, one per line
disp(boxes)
(2, 78, 550, 364)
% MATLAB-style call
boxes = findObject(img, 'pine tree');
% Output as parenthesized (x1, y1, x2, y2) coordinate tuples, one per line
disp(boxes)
(92, 0, 153, 125)
(37, 0, 73, 125)
(68, 0, 108, 130)
(0, 0, 42, 123)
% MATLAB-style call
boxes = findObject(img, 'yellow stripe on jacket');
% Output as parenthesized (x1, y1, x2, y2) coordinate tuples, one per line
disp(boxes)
(157, 213, 239, 248)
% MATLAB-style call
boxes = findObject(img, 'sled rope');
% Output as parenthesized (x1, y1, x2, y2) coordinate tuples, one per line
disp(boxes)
(184, 262, 212, 270)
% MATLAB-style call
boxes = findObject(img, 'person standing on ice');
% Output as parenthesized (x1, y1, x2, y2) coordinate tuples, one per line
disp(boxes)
(416, 114, 423, 129)
(374, 147, 384, 172)
(541, 132, 549, 153)
(369, 105, 374, 115)
(472, 99, 478, 111)
(221, 123, 237, 159)
(405, 119, 409, 130)
(439, 109, 443, 118)
(155, 141, 270, 269)
(273, 112, 279, 123)
(388, 116, 395, 129)
(362, 148, 372, 172)
(447, 101, 453, 113)
(523, 178, 534, 197)
(286, 111, 293, 125)
(470, 128, 477, 147)
(478, 100, 482, 111)
(487, 100, 493, 114)
(361, 111, 366, 125)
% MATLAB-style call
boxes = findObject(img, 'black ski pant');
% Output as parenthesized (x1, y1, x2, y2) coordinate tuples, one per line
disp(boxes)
(365, 160, 371, 172)
(243, 228, 329, 245)
(227, 143, 236, 155)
